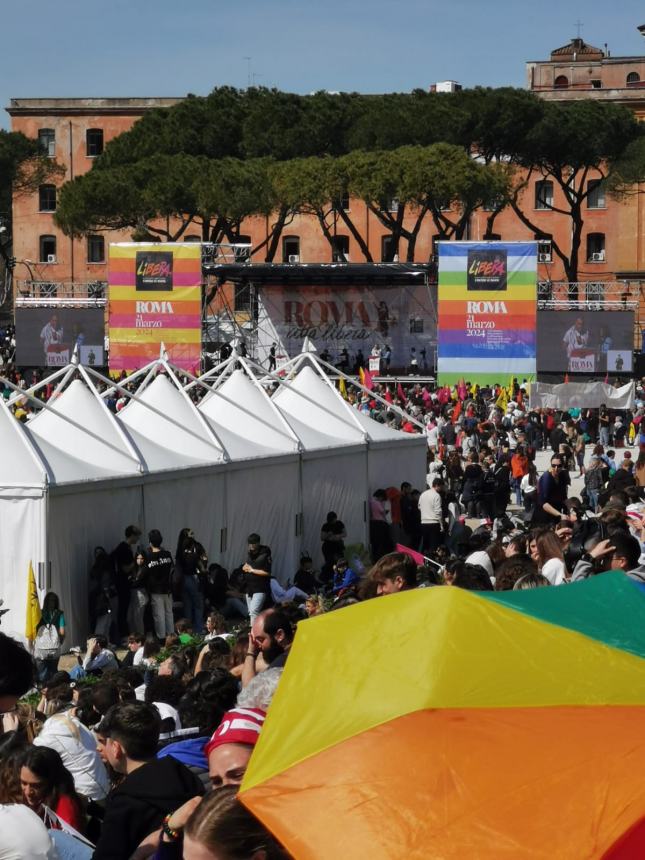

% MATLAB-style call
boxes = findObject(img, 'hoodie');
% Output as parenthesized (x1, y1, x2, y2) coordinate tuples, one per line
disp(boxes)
(92, 755, 204, 860)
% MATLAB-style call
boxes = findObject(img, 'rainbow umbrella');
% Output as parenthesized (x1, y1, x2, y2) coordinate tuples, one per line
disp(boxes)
(239, 573, 645, 859)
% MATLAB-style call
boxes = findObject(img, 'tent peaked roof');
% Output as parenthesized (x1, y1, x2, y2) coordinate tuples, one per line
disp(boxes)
(118, 373, 226, 472)
(199, 370, 298, 459)
(353, 408, 418, 442)
(25, 379, 141, 484)
(273, 365, 365, 446)
(0, 400, 47, 488)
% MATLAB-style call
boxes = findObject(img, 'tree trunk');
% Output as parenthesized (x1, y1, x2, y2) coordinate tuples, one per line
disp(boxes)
(336, 205, 373, 261)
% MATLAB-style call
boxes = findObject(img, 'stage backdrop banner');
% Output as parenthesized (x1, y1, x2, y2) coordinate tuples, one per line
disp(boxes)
(108, 243, 202, 373)
(536, 310, 634, 374)
(259, 283, 437, 371)
(16, 307, 105, 367)
(437, 241, 537, 386)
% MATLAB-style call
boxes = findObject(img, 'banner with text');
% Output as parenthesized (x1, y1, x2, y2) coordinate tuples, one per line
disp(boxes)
(437, 241, 537, 386)
(16, 307, 105, 367)
(536, 310, 634, 374)
(108, 243, 202, 373)
(259, 282, 436, 371)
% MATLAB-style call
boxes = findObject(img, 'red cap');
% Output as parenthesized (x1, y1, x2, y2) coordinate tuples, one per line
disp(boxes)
(204, 708, 266, 758)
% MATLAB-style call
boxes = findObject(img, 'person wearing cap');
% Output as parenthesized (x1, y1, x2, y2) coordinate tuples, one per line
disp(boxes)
(242, 533, 272, 624)
(111, 524, 142, 639)
(205, 707, 266, 788)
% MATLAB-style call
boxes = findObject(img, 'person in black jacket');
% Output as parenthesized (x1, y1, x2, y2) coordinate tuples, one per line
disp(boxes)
(94, 702, 204, 860)
(145, 530, 175, 640)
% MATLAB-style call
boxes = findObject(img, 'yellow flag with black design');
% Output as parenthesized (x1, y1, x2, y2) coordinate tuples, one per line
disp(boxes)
(25, 561, 41, 642)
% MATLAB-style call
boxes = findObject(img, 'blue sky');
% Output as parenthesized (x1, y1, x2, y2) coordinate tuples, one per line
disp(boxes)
(3, 0, 645, 128)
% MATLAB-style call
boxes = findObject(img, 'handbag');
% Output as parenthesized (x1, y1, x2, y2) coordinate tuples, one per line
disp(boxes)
(35, 622, 60, 660)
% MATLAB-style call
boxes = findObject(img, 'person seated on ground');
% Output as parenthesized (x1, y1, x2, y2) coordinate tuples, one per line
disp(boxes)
(271, 577, 309, 605)
(304, 594, 325, 616)
(194, 638, 233, 676)
(369, 552, 418, 596)
(93, 702, 204, 859)
(534, 529, 567, 586)
(175, 618, 196, 646)
(242, 609, 294, 688)
(159, 653, 187, 680)
(157, 670, 239, 789)
(331, 557, 360, 598)
(145, 675, 186, 733)
(464, 533, 495, 581)
(513, 572, 551, 590)
(203, 612, 228, 642)
(121, 634, 145, 668)
(494, 556, 538, 591)
(571, 530, 643, 583)
(293, 554, 321, 594)
(204, 563, 248, 621)
(71, 635, 119, 679)
(182, 785, 292, 859)
(205, 707, 266, 789)
(444, 560, 493, 591)
(20, 745, 85, 831)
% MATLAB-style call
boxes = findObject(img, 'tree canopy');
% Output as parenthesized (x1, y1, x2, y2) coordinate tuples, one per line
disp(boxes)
(53, 86, 645, 274)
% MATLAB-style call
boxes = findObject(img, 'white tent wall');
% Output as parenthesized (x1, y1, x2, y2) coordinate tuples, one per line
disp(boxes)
(222, 458, 300, 583)
(141, 471, 227, 569)
(367, 439, 428, 494)
(0, 489, 46, 643)
(47, 481, 144, 646)
(300, 449, 368, 567)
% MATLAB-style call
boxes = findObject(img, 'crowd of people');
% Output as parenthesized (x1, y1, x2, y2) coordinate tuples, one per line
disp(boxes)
(3, 361, 645, 856)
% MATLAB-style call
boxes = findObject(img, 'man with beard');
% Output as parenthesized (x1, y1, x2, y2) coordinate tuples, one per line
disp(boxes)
(242, 608, 293, 687)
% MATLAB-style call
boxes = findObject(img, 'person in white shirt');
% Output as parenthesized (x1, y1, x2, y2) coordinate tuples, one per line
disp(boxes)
(33, 708, 109, 801)
(0, 805, 59, 860)
(418, 478, 445, 555)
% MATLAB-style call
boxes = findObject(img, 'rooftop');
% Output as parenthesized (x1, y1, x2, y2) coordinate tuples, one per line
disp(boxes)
(7, 97, 184, 116)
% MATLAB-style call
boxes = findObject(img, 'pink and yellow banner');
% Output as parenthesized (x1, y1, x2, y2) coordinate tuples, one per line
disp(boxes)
(108, 243, 202, 374)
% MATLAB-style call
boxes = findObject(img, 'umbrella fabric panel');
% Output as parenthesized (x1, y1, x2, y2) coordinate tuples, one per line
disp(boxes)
(485, 573, 645, 659)
(241, 587, 645, 793)
(241, 705, 645, 860)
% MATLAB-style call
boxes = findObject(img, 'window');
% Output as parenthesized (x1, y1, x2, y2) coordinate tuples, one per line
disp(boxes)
(388, 197, 399, 213)
(554, 75, 569, 89)
(587, 233, 606, 262)
(337, 193, 350, 211)
(39, 235, 57, 262)
(183, 235, 200, 242)
(487, 233, 501, 241)
(381, 235, 396, 262)
(38, 128, 55, 157)
(537, 238, 552, 262)
(38, 184, 56, 212)
(535, 180, 554, 210)
(482, 195, 503, 212)
(587, 179, 606, 209)
(234, 234, 252, 262)
(86, 128, 104, 157)
(331, 235, 349, 262)
(627, 72, 641, 87)
(282, 235, 300, 263)
(590, 79, 602, 89)
(409, 316, 424, 334)
(87, 235, 105, 263)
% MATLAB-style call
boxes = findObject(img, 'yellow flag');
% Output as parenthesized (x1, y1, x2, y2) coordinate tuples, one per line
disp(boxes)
(358, 367, 365, 386)
(339, 377, 347, 400)
(495, 387, 508, 412)
(25, 561, 41, 642)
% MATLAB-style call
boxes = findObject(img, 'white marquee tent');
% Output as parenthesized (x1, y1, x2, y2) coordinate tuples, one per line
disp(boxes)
(0, 351, 427, 645)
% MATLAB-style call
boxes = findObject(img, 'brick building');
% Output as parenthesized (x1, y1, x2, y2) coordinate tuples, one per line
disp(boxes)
(7, 36, 645, 300)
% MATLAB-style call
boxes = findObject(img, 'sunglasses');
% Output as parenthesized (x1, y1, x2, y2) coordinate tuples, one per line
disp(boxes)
(551, 463, 563, 468)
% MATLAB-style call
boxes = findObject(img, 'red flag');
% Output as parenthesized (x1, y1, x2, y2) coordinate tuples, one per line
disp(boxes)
(604, 371, 609, 385)
(396, 543, 426, 566)
(384, 388, 393, 403)
(363, 368, 373, 391)
(452, 400, 462, 422)
(397, 382, 407, 402)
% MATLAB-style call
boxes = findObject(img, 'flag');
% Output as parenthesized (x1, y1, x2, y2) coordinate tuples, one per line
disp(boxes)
(397, 383, 407, 403)
(564, 373, 570, 384)
(384, 388, 393, 403)
(452, 400, 462, 422)
(25, 561, 41, 642)
(495, 387, 508, 412)
(604, 371, 609, 385)
(339, 377, 347, 400)
(358, 367, 365, 386)
(457, 378, 467, 401)
(363, 368, 374, 391)
(396, 543, 426, 566)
